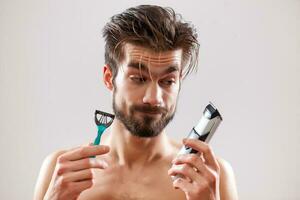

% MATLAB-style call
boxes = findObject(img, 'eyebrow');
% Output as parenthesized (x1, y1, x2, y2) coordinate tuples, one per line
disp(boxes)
(127, 61, 180, 75)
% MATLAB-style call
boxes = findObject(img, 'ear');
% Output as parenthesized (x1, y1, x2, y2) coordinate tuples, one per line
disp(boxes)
(103, 64, 114, 90)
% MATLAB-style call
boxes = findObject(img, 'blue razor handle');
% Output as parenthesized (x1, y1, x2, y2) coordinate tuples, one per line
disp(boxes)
(93, 125, 107, 146)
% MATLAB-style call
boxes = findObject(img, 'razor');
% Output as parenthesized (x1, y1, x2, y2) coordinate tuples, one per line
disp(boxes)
(93, 110, 115, 145)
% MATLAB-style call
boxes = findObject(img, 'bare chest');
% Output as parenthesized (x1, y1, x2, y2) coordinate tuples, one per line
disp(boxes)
(78, 164, 186, 200)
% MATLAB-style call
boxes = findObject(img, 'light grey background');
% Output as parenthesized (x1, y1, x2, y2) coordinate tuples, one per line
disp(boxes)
(1, 0, 299, 199)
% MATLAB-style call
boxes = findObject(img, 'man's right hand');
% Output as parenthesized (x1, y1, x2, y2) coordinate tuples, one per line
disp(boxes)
(43, 144, 110, 200)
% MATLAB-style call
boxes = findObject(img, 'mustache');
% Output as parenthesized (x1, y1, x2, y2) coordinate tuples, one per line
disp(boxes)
(131, 105, 168, 115)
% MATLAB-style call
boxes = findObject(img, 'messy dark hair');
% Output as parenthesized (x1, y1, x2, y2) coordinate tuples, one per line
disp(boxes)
(103, 5, 200, 80)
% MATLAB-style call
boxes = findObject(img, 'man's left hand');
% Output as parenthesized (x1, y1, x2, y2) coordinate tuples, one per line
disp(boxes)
(168, 138, 220, 200)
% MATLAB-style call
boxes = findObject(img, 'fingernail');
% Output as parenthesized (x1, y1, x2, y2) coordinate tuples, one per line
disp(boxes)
(103, 146, 109, 151)
(100, 145, 110, 151)
(182, 138, 187, 144)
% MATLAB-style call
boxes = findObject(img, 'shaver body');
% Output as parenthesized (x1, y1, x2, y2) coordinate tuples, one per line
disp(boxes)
(172, 103, 222, 180)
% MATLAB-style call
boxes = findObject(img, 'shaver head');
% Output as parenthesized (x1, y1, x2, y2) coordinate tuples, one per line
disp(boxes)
(192, 102, 222, 143)
(204, 102, 223, 120)
(94, 110, 115, 127)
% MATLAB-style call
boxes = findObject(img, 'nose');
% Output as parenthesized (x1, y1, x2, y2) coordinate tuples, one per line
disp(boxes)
(142, 82, 163, 106)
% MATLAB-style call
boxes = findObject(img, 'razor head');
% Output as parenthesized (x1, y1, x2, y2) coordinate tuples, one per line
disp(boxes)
(94, 110, 115, 127)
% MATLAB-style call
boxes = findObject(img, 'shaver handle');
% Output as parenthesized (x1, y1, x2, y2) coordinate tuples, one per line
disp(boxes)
(177, 128, 210, 155)
(172, 103, 222, 181)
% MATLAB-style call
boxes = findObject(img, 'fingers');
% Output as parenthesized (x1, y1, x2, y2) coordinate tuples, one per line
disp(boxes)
(46, 143, 108, 200)
(172, 154, 212, 176)
(171, 154, 219, 187)
(61, 169, 93, 182)
(168, 164, 200, 182)
(72, 180, 93, 193)
(173, 177, 215, 199)
(172, 178, 193, 193)
(59, 145, 110, 161)
(183, 138, 219, 170)
(70, 158, 108, 171)
(168, 140, 221, 198)
(56, 158, 108, 175)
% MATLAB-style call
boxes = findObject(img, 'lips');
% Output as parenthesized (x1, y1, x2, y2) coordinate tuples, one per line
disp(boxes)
(135, 108, 166, 115)
(140, 111, 162, 115)
(131, 105, 168, 116)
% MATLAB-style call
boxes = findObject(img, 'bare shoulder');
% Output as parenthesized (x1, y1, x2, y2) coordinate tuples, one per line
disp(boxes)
(33, 149, 68, 200)
(216, 157, 239, 200)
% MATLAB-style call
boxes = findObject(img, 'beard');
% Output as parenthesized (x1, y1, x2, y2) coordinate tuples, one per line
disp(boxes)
(112, 92, 176, 138)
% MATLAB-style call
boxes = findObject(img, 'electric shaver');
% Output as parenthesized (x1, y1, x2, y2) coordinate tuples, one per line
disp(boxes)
(172, 102, 222, 180)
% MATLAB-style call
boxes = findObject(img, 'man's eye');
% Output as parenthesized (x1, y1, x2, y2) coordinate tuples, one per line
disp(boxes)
(130, 76, 146, 83)
(160, 79, 176, 86)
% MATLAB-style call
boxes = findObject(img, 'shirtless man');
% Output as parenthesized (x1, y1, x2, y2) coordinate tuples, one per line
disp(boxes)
(34, 5, 238, 200)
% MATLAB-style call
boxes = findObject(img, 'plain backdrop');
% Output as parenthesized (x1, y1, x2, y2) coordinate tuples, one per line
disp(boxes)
(1, 0, 299, 199)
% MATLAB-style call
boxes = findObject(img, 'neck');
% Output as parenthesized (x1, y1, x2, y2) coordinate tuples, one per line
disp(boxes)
(102, 119, 171, 167)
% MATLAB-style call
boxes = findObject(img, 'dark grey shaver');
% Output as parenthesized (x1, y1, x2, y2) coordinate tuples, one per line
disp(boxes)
(172, 102, 222, 180)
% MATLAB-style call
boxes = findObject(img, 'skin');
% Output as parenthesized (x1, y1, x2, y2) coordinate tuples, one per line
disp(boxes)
(33, 43, 238, 200)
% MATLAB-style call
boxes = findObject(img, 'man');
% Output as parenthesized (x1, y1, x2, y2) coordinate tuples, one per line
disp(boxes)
(34, 5, 238, 200)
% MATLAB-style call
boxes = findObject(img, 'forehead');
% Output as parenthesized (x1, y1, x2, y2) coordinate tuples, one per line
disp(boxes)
(122, 43, 183, 69)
